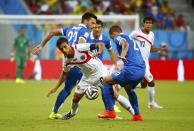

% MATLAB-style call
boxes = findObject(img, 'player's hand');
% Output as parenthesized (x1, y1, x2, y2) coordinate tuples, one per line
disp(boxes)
(10, 57, 14, 62)
(47, 87, 57, 97)
(31, 45, 43, 55)
(117, 56, 128, 62)
(114, 65, 120, 71)
(161, 44, 168, 50)
(91, 49, 100, 58)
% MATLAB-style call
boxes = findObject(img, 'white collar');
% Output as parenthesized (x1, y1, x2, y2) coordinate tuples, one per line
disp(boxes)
(90, 31, 103, 40)
(79, 24, 87, 28)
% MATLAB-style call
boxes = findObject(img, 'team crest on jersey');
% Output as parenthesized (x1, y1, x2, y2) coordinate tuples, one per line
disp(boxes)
(84, 32, 89, 38)
(116, 36, 122, 41)
(80, 55, 86, 60)
(113, 71, 121, 76)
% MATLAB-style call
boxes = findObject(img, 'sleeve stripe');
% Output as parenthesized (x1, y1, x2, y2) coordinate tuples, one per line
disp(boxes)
(118, 38, 126, 45)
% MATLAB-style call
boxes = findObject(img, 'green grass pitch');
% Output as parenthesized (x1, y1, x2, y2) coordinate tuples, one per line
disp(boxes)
(0, 80, 194, 131)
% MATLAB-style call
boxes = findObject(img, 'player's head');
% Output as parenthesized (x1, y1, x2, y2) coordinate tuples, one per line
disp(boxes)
(142, 16, 154, 31)
(109, 25, 122, 39)
(93, 19, 103, 38)
(81, 12, 97, 30)
(19, 26, 25, 36)
(56, 37, 73, 57)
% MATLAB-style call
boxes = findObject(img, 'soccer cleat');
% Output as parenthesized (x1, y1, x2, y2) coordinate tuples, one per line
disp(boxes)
(61, 111, 75, 120)
(16, 78, 20, 84)
(114, 105, 121, 113)
(19, 79, 25, 84)
(148, 102, 163, 109)
(131, 114, 144, 121)
(97, 110, 116, 119)
(48, 112, 62, 120)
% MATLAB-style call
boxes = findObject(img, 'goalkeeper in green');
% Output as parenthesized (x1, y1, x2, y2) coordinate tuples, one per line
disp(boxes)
(11, 26, 30, 84)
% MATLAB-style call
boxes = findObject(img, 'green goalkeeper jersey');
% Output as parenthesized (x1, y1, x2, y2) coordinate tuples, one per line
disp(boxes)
(14, 35, 29, 57)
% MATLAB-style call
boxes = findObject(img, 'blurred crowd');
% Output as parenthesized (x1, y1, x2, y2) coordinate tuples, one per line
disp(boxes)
(24, 0, 190, 31)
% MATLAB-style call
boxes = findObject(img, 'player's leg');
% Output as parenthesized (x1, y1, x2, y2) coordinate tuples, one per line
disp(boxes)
(62, 81, 86, 120)
(98, 69, 134, 119)
(98, 83, 116, 119)
(49, 67, 82, 119)
(19, 56, 27, 84)
(62, 92, 84, 120)
(15, 56, 22, 83)
(112, 85, 121, 112)
(145, 69, 163, 109)
(113, 85, 134, 116)
(124, 68, 145, 121)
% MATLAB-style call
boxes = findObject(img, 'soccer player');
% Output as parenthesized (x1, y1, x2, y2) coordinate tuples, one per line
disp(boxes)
(32, 12, 97, 119)
(130, 16, 165, 109)
(88, 19, 121, 113)
(11, 26, 30, 84)
(49, 37, 134, 120)
(98, 25, 145, 121)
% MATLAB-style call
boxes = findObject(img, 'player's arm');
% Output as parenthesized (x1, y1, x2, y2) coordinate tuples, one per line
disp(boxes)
(78, 37, 86, 44)
(76, 43, 104, 53)
(108, 49, 118, 70)
(150, 46, 161, 52)
(10, 39, 16, 61)
(77, 30, 90, 44)
(47, 71, 68, 97)
(32, 29, 62, 55)
(95, 42, 104, 54)
(105, 38, 118, 70)
(151, 45, 168, 52)
(119, 39, 129, 60)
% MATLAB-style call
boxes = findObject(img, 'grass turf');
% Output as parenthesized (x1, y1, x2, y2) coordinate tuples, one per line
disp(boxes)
(0, 80, 194, 131)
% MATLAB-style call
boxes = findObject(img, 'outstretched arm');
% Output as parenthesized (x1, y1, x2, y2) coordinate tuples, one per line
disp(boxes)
(32, 29, 62, 55)
(47, 71, 67, 97)
(151, 45, 167, 52)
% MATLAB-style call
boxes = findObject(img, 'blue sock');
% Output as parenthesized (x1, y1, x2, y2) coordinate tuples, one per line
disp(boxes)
(127, 89, 140, 115)
(101, 84, 115, 110)
(53, 67, 82, 113)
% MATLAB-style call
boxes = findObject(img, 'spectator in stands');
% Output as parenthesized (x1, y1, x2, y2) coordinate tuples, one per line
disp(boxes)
(37, 1, 50, 14)
(164, 13, 175, 30)
(175, 14, 185, 28)
(161, 0, 171, 15)
(50, 1, 61, 14)
(175, 14, 190, 31)
(60, 1, 72, 14)
(152, 5, 165, 29)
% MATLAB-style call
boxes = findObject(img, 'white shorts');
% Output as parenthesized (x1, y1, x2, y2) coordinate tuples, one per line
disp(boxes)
(144, 61, 154, 82)
(75, 66, 108, 94)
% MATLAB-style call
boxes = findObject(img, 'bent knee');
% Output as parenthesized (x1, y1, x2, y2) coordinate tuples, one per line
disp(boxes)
(148, 81, 155, 87)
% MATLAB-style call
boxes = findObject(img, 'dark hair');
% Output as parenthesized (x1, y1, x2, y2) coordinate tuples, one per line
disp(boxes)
(81, 12, 97, 23)
(109, 25, 122, 34)
(56, 37, 68, 48)
(96, 19, 103, 27)
(143, 16, 155, 23)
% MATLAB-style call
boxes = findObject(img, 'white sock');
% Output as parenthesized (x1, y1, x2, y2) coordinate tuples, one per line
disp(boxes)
(148, 86, 155, 103)
(117, 95, 134, 115)
(71, 101, 79, 115)
(136, 83, 141, 88)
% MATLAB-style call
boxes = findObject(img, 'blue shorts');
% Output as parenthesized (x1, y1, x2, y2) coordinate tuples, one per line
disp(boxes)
(112, 66, 145, 88)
